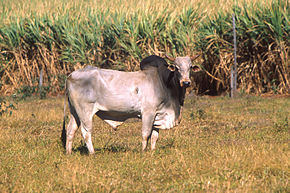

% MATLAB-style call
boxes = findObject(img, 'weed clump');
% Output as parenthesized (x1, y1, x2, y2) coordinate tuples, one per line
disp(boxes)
(0, 97, 15, 116)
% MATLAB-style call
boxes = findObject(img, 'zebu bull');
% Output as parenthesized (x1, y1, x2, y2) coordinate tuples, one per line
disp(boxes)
(62, 55, 200, 154)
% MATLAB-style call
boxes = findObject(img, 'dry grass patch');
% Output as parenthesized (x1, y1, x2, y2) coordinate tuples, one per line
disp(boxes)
(0, 95, 289, 192)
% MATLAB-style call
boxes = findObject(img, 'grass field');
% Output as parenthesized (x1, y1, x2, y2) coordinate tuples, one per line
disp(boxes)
(0, 95, 289, 192)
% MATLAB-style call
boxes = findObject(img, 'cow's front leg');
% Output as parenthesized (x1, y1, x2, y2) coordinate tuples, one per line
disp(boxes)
(151, 127, 159, 150)
(141, 111, 155, 151)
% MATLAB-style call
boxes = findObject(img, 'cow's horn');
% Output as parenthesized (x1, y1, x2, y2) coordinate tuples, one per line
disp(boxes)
(165, 54, 175, 62)
(190, 54, 200, 61)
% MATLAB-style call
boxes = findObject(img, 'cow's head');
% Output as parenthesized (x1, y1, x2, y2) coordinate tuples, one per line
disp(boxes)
(166, 54, 201, 87)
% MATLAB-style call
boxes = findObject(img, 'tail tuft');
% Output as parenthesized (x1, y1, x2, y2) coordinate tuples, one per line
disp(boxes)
(61, 89, 67, 151)
(61, 119, 66, 149)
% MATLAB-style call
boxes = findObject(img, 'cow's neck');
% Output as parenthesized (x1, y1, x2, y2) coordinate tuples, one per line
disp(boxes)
(168, 72, 186, 107)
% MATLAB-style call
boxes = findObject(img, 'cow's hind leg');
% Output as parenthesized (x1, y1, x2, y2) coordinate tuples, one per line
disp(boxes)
(76, 103, 96, 154)
(141, 111, 155, 151)
(70, 100, 96, 155)
(66, 114, 79, 154)
(80, 116, 95, 154)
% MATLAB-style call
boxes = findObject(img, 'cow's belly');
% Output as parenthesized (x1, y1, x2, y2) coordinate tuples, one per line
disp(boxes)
(96, 110, 140, 121)
(91, 88, 142, 113)
(154, 109, 177, 130)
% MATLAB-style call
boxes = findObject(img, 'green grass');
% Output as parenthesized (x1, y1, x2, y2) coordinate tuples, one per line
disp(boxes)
(0, 96, 289, 192)
(0, 0, 289, 95)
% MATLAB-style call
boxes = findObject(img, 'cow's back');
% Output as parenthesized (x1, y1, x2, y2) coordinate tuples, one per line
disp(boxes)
(66, 66, 163, 113)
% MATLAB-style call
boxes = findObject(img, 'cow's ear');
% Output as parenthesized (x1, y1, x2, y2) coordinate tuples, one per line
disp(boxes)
(191, 65, 201, 72)
(168, 64, 176, 72)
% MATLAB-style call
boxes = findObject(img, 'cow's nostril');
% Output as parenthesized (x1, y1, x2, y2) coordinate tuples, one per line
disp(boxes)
(183, 81, 191, 87)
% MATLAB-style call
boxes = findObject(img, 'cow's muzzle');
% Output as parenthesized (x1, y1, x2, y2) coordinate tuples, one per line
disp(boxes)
(181, 81, 191, 87)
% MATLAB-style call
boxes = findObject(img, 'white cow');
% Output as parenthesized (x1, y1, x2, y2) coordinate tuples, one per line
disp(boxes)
(62, 55, 200, 154)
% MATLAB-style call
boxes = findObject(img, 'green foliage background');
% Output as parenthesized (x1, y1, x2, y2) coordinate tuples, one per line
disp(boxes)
(0, 0, 289, 95)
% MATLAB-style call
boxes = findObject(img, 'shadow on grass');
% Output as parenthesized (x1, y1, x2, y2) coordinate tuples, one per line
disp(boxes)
(72, 143, 175, 155)
(159, 138, 175, 150)
(72, 144, 89, 155)
(71, 138, 175, 155)
(97, 144, 130, 153)
(72, 143, 130, 155)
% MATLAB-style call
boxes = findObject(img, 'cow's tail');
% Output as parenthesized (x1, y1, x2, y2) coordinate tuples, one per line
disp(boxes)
(61, 87, 67, 150)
